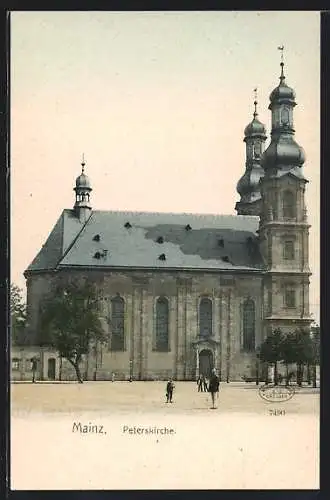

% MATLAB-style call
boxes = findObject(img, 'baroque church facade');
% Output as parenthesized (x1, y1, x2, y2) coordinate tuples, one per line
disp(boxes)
(12, 60, 312, 382)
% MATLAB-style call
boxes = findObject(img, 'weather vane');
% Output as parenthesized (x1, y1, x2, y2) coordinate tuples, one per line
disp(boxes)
(81, 153, 85, 173)
(278, 45, 284, 63)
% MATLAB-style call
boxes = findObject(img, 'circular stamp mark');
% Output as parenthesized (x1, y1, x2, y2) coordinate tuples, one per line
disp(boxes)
(258, 384, 295, 403)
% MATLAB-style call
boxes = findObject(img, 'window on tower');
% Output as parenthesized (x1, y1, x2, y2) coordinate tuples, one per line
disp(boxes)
(110, 296, 125, 351)
(283, 190, 296, 219)
(154, 297, 169, 352)
(242, 299, 255, 351)
(284, 286, 296, 309)
(254, 142, 261, 158)
(283, 240, 295, 260)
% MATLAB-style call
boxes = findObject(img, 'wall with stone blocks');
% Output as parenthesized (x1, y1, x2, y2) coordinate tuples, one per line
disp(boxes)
(24, 269, 265, 381)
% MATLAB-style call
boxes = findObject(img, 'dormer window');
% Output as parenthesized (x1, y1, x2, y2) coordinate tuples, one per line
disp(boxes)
(94, 252, 101, 259)
(157, 236, 164, 244)
(93, 234, 100, 241)
(124, 222, 132, 229)
(185, 224, 192, 231)
(158, 253, 166, 261)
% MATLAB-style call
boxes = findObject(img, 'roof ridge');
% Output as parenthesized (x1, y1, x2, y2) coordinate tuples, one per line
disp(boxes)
(81, 209, 258, 219)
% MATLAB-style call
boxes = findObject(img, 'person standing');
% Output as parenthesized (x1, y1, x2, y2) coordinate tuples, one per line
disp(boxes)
(203, 375, 208, 392)
(31, 357, 37, 383)
(166, 378, 175, 403)
(197, 375, 203, 392)
(208, 368, 220, 409)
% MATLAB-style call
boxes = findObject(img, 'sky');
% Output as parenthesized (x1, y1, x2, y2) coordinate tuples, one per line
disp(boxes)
(10, 11, 320, 322)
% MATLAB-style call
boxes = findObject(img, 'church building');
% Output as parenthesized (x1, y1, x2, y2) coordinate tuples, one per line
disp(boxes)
(14, 59, 312, 382)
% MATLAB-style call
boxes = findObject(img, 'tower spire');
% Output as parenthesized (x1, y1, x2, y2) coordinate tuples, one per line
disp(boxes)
(253, 87, 258, 118)
(261, 47, 305, 172)
(235, 88, 266, 216)
(278, 45, 285, 82)
(81, 153, 85, 173)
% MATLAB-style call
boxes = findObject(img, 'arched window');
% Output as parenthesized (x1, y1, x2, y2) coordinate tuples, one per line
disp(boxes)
(283, 190, 296, 219)
(155, 297, 169, 352)
(110, 296, 125, 351)
(199, 298, 213, 338)
(242, 299, 255, 352)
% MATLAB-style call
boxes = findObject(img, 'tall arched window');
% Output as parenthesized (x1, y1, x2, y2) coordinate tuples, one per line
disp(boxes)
(242, 299, 255, 352)
(199, 298, 213, 338)
(110, 296, 125, 351)
(283, 190, 296, 219)
(155, 297, 169, 351)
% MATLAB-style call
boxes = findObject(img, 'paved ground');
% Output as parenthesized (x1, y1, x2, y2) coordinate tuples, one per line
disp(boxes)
(11, 380, 319, 416)
(11, 381, 320, 490)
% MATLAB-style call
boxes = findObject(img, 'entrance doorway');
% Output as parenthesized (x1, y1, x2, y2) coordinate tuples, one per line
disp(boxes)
(199, 349, 213, 377)
(47, 358, 56, 380)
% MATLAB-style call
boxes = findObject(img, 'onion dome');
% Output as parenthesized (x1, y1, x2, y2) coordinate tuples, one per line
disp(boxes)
(75, 171, 91, 189)
(244, 100, 266, 138)
(269, 62, 296, 107)
(261, 136, 306, 169)
(237, 168, 263, 200)
(75, 159, 91, 189)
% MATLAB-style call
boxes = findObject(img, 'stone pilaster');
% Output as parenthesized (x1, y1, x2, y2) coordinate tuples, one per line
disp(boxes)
(132, 286, 141, 380)
(226, 290, 232, 382)
(214, 295, 221, 374)
(189, 285, 198, 379)
(220, 293, 227, 381)
(141, 288, 150, 378)
(185, 286, 193, 379)
(169, 295, 177, 357)
(176, 283, 186, 380)
(125, 293, 133, 375)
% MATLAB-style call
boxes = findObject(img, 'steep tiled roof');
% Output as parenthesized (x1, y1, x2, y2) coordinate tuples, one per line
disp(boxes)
(25, 209, 264, 274)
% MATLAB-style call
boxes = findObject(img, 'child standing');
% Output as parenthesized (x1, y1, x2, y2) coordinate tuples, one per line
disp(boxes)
(166, 378, 175, 403)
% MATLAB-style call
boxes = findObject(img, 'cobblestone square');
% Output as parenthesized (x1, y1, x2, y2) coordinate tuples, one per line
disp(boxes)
(11, 380, 319, 415)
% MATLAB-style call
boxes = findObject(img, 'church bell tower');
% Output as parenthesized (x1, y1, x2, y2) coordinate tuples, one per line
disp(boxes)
(258, 47, 312, 337)
(235, 89, 267, 216)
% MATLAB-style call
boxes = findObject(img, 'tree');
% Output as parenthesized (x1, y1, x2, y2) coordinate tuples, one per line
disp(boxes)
(280, 333, 298, 385)
(10, 284, 27, 346)
(290, 328, 314, 386)
(259, 329, 285, 385)
(39, 280, 107, 383)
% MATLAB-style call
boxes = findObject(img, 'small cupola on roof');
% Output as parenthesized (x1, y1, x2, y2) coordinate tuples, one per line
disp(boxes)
(261, 46, 306, 173)
(235, 88, 266, 217)
(74, 154, 92, 222)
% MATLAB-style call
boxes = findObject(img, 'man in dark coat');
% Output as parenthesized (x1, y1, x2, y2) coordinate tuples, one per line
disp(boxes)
(197, 375, 203, 392)
(166, 378, 175, 403)
(208, 369, 220, 409)
(31, 357, 37, 383)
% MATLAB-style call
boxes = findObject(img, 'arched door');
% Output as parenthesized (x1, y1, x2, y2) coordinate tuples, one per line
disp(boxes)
(199, 350, 213, 378)
(47, 358, 56, 380)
